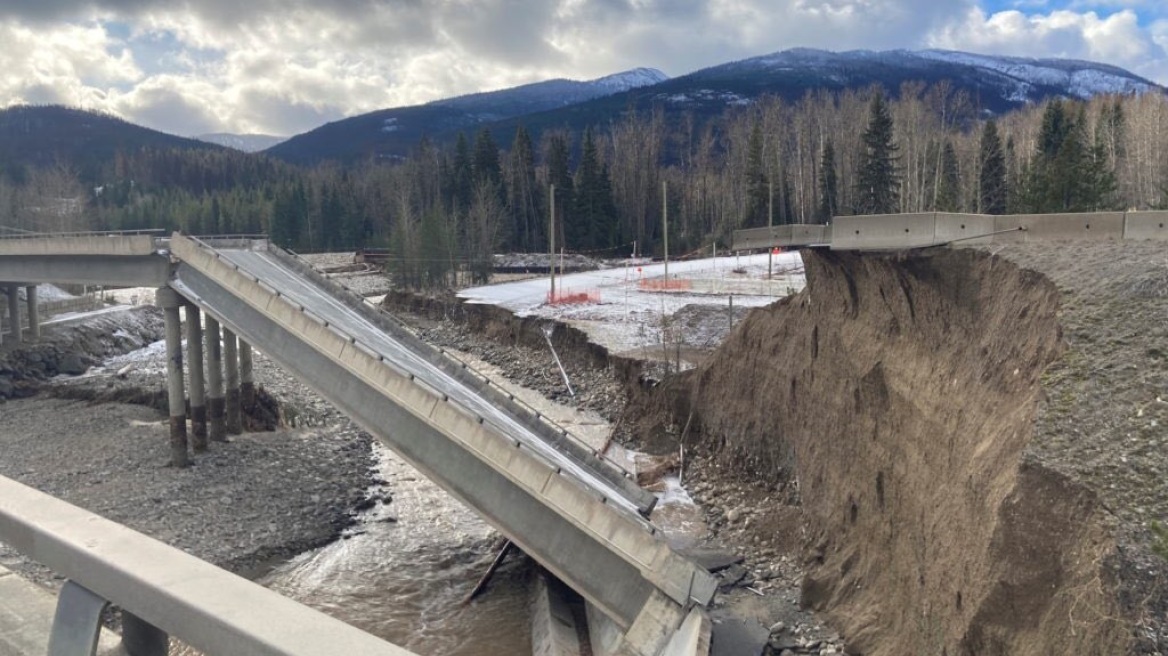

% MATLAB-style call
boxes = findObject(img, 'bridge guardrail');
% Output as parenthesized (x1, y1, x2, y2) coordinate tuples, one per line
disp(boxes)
(732, 211, 1168, 252)
(0, 474, 415, 656)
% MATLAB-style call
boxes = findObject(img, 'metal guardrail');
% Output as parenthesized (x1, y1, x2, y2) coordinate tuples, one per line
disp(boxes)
(0, 229, 167, 241)
(0, 474, 415, 656)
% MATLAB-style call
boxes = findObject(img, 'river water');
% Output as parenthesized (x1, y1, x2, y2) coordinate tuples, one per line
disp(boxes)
(261, 445, 534, 655)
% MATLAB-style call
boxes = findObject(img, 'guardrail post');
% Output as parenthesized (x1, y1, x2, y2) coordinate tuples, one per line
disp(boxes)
(223, 328, 243, 435)
(47, 580, 108, 656)
(185, 304, 208, 452)
(122, 611, 169, 656)
(5, 284, 21, 345)
(205, 315, 227, 443)
(157, 287, 189, 468)
(239, 340, 255, 409)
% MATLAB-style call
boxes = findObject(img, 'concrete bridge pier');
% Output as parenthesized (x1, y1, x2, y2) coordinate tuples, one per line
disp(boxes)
(156, 287, 190, 468)
(185, 304, 208, 453)
(239, 341, 255, 409)
(223, 328, 243, 435)
(5, 284, 21, 345)
(205, 315, 227, 443)
(25, 285, 38, 340)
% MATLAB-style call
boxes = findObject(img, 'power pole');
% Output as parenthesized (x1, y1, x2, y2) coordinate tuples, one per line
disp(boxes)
(549, 184, 556, 300)
(662, 180, 669, 281)
(768, 180, 774, 279)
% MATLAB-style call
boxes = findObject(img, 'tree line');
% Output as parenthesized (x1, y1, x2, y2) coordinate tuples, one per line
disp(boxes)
(2, 85, 1167, 287)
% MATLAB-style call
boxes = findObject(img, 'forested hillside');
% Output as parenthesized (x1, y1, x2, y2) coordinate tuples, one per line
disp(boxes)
(2, 85, 1166, 290)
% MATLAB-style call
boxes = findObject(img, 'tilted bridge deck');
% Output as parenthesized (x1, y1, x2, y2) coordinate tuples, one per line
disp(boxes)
(0, 232, 717, 654)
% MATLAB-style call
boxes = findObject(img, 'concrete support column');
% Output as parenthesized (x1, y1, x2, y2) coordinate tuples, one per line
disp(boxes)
(205, 315, 227, 443)
(25, 285, 39, 340)
(185, 304, 208, 453)
(5, 285, 21, 345)
(239, 341, 255, 410)
(223, 328, 242, 435)
(157, 287, 189, 468)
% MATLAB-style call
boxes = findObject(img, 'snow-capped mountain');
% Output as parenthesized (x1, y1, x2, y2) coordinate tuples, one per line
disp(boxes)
(911, 49, 1155, 99)
(197, 133, 286, 152)
(268, 67, 669, 164)
(427, 67, 668, 117)
(267, 48, 1162, 165)
(683, 48, 1160, 110)
(588, 67, 670, 92)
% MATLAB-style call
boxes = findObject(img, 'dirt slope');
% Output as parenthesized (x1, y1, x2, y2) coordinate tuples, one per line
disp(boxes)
(678, 245, 1168, 655)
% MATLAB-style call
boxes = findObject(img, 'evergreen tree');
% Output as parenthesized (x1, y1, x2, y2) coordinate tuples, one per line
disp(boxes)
(208, 196, 222, 234)
(507, 125, 539, 252)
(816, 140, 838, 223)
(1020, 101, 1115, 213)
(935, 141, 960, 213)
(418, 210, 452, 289)
(745, 120, 768, 226)
(572, 128, 617, 250)
(854, 92, 901, 215)
(978, 120, 1007, 215)
(472, 128, 502, 189)
(545, 132, 573, 250)
(449, 133, 473, 214)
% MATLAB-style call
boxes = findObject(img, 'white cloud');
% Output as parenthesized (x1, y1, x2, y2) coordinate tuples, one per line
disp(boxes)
(0, 1, 1163, 138)
(0, 20, 141, 110)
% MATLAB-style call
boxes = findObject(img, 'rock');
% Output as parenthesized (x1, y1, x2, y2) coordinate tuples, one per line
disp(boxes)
(769, 621, 787, 635)
(58, 353, 88, 375)
(0, 377, 12, 398)
(727, 507, 742, 523)
(681, 547, 745, 573)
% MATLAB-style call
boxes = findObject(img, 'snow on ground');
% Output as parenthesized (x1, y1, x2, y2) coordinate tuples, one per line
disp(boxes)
(459, 252, 805, 355)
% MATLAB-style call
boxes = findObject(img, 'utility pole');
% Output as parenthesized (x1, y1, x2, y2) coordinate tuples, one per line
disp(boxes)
(549, 183, 556, 301)
(768, 180, 774, 279)
(662, 180, 669, 281)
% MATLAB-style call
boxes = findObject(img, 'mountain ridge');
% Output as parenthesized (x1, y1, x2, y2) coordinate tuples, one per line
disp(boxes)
(264, 48, 1163, 166)
(265, 66, 669, 164)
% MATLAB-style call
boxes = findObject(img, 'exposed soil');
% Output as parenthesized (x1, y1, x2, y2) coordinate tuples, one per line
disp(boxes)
(645, 243, 1168, 655)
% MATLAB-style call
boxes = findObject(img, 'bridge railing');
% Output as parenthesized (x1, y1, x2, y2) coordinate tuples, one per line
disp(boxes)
(0, 474, 415, 656)
(0, 228, 167, 241)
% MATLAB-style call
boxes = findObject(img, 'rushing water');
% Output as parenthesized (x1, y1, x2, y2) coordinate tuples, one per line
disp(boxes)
(261, 446, 533, 655)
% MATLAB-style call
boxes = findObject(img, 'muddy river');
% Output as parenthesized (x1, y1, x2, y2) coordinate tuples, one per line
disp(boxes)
(262, 446, 533, 655)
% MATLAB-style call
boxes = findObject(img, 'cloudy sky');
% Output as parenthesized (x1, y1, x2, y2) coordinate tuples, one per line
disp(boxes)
(2, 0, 1165, 138)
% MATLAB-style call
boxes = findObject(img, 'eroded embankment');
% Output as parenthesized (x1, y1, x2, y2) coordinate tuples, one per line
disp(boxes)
(675, 247, 1166, 655)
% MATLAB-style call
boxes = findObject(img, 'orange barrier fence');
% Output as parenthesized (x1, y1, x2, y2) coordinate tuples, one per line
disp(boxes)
(546, 289, 600, 305)
(637, 278, 693, 291)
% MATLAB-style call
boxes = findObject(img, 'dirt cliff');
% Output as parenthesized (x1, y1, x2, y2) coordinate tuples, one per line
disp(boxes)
(676, 244, 1168, 655)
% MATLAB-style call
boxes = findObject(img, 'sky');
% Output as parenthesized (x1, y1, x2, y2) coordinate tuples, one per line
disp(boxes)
(1, 0, 1165, 138)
